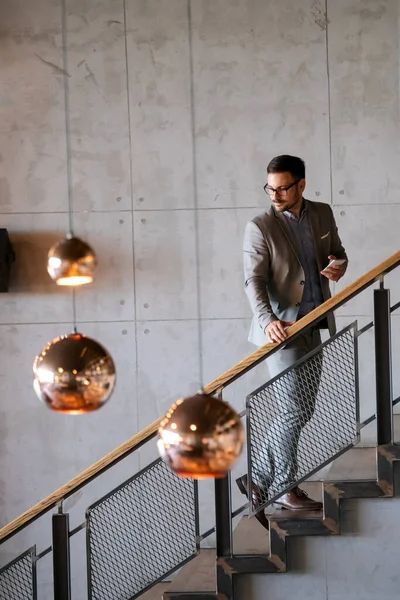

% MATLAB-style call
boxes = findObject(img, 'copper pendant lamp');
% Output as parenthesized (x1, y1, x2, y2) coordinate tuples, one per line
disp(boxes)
(158, 392, 244, 479)
(33, 333, 116, 414)
(46, 0, 96, 287)
(47, 234, 97, 286)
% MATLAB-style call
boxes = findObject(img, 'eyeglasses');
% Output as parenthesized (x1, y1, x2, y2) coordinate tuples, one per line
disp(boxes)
(263, 180, 301, 197)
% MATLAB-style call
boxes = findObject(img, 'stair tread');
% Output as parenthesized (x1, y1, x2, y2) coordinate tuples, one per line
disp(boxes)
(167, 549, 215, 593)
(269, 509, 323, 521)
(326, 448, 377, 480)
(233, 515, 269, 554)
(140, 583, 170, 600)
(307, 447, 377, 482)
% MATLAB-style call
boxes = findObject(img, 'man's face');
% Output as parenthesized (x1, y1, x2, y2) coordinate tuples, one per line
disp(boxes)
(265, 171, 305, 213)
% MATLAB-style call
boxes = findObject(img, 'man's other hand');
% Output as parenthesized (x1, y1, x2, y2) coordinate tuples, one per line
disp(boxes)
(321, 255, 346, 282)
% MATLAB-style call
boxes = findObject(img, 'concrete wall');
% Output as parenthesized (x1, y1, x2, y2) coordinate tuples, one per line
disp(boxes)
(0, 0, 399, 597)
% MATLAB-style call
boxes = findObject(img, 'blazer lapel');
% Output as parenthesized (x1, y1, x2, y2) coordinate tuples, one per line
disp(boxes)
(306, 200, 323, 271)
(272, 208, 302, 266)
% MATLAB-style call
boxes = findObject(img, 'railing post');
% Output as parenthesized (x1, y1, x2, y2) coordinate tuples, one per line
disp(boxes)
(374, 282, 393, 445)
(52, 509, 71, 600)
(213, 388, 234, 597)
(214, 474, 232, 558)
(214, 473, 234, 599)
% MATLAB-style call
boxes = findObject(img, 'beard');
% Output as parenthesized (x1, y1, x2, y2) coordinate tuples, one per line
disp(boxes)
(272, 193, 302, 213)
(272, 201, 287, 211)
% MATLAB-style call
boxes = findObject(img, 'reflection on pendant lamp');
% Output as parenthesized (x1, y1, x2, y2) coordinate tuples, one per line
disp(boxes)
(47, 235, 97, 286)
(158, 393, 244, 479)
(46, 0, 96, 287)
(33, 333, 116, 414)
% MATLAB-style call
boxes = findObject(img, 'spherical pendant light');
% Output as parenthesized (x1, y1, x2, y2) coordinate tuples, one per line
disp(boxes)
(158, 393, 244, 479)
(33, 333, 116, 414)
(47, 236, 97, 286)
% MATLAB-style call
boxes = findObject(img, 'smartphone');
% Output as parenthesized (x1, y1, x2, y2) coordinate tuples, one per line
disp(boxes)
(322, 258, 346, 272)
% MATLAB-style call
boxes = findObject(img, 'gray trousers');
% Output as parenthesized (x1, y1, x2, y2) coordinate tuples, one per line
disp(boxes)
(253, 327, 322, 497)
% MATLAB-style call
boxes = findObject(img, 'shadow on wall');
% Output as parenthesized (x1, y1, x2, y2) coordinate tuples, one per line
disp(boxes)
(7, 232, 61, 293)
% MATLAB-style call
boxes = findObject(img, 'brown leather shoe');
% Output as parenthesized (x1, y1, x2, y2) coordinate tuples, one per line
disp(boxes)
(236, 474, 269, 531)
(274, 487, 322, 511)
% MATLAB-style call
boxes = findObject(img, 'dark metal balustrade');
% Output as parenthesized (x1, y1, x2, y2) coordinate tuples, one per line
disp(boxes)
(86, 459, 199, 600)
(247, 324, 359, 513)
(0, 547, 36, 600)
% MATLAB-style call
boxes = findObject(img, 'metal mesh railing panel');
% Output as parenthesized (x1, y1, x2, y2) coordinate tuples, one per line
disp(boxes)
(0, 548, 35, 600)
(87, 459, 198, 600)
(247, 324, 359, 513)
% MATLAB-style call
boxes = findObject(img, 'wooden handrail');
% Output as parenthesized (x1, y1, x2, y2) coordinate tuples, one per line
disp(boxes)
(1, 250, 399, 543)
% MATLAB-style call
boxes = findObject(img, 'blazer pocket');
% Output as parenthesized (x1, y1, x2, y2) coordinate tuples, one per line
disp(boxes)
(320, 231, 330, 240)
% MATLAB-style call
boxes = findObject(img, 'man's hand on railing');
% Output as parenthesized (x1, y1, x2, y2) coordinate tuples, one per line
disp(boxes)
(265, 320, 291, 343)
(321, 255, 347, 282)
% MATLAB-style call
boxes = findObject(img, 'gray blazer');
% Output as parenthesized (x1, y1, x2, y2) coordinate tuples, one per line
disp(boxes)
(243, 200, 347, 346)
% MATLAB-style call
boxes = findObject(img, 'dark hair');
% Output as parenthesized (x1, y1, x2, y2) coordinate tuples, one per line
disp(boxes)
(267, 155, 305, 180)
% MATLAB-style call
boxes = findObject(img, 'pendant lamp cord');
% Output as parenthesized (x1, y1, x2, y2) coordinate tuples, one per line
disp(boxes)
(187, 0, 204, 385)
(61, 0, 74, 238)
(72, 288, 77, 334)
(61, 0, 77, 333)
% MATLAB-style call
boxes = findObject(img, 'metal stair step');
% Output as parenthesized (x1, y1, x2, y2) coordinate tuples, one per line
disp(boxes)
(140, 583, 170, 600)
(322, 447, 377, 481)
(167, 549, 216, 594)
(268, 508, 323, 521)
(233, 515, 269, 555)
(268, 510, 330, 536)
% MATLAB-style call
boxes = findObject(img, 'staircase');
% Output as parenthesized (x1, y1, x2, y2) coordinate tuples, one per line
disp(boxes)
(0, 251, 399, 600)
(153, 438, 400, 600)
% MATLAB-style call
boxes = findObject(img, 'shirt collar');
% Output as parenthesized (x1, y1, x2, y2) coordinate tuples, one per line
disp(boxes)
(283, 198, 307, 220)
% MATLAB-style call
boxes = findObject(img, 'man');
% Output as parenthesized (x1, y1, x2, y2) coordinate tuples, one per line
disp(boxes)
(237, 155, 347, 529)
